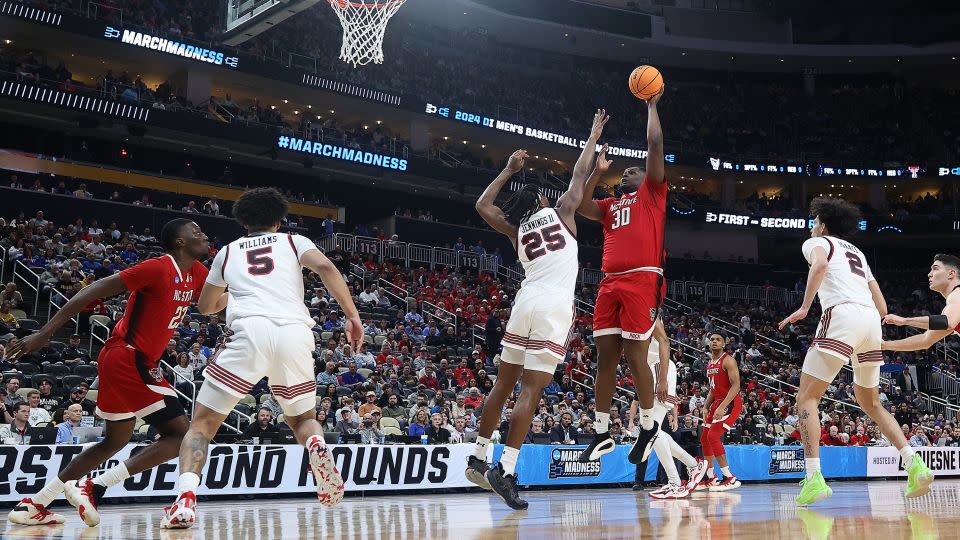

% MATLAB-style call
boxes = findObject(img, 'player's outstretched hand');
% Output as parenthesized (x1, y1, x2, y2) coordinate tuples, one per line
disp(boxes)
(596, 144, 613, 173)
(590, 108, 610, 139)
(344, 315, 364, 350)
(6, 332, 49, 361)
(882, 314, 907, 326)
(647, 86, 664, 107)
(778, 306, 809, 330)
(505, 150, 528, 173)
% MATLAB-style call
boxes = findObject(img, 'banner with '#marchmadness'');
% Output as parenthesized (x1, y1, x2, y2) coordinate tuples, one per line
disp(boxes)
(0, 444, 475, 502)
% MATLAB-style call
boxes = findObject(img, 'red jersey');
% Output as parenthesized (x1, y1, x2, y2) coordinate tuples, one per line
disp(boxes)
(595, 175, 667, 274)
(706, 353, 736, 400)
(107, 255, 208, 360)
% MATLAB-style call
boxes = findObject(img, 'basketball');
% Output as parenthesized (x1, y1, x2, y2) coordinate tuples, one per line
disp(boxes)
(628, 65, 664, 101)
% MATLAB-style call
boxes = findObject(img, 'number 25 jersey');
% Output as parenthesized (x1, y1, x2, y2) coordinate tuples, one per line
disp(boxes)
(801, 235, 875, 311)
(207, 232, 318, 327)
(517, 208, 578, 293)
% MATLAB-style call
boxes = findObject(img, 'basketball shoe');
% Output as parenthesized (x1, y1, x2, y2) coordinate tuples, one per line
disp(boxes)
(578, 432, 616, 462)
(307, 435, 345, 507)
(627, 422, 660, 464)
(905, 454, 933, 498)
(685, 458, 709, 492)
(795, 471, 832, 506)
(485, 463, 528, 510)
(7, 499, 65, 525)
(649, 483, 690, 500)
(64, 478, 106, 527)
(709, 475, 741, 492)
(465, 456, 492, 490)
(160, 491, 196, 529)
(695, 475, 721, 491)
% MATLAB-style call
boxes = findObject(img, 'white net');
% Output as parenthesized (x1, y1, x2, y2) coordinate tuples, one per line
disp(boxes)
(327, 0, 407, 67)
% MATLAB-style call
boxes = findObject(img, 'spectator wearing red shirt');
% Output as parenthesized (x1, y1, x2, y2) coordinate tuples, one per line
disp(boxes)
(464, 387, 484, 408)
(820, 425, 847, 446)
(418, 365, 440, 391)
(454, 359, 473, 387)
(848, 426, 870, 446)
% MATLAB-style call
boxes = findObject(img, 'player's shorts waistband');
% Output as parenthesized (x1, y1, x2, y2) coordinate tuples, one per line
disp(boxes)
(603, 266, 664, 277)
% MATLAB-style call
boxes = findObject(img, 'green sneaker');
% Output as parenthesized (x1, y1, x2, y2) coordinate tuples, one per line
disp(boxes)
(795, 471, 832, 506)
(796, 508, 835, 540)
(905, 454, 934, 498)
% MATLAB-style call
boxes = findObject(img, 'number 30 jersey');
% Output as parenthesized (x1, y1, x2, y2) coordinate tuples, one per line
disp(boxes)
(595, 176, 667, 274)
(801, 235, 876, 311)
(517, 208, 578, 293)
(207, 232, 318, 327)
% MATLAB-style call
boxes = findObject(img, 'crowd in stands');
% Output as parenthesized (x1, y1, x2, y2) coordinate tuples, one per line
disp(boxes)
(3, 175, 959, 449)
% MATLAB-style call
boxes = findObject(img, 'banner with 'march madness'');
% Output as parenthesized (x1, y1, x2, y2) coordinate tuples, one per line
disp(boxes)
(0, 444, 474, 502)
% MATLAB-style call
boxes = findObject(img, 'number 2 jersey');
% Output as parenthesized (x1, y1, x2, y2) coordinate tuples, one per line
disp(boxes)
(517, 207, 578, 293)
(595, 175, 667, 274)
(109, 254, 208, 360)
(207, 232, 318, 328)
(801, 235, 875, 311)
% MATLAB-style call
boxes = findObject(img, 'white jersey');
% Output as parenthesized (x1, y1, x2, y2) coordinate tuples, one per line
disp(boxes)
(517, 207, 578, 294)
(802, 235, 875, 311)
(207, 232, 317, 327)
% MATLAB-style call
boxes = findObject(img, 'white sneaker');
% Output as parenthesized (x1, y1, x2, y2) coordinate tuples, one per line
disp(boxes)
(308, 436, 345, 507)
(649, 483, 691, 500)
(160, 491, 196, 529)
(685, 458, 710, 492)
(64, 478, 101, 527)
(7, 498, 65, 525)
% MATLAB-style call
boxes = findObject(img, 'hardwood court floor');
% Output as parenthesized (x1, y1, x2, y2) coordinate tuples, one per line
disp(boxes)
(2, 480, 957, 539)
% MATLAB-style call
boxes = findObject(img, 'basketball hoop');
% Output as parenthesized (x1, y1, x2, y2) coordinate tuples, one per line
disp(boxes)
(327, 0, 406, 67)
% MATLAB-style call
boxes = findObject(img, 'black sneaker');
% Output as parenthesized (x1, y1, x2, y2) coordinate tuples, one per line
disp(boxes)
(465, 455, 492, 491)
(628, 422, 659, 464)
(577, 432, 615, 462)
(485, 463, 528, 510)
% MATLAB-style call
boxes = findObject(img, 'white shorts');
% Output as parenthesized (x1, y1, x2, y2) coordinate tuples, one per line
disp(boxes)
(650, 360, 678, 425)
(803, 303, 882, 388)
(500, 286, 574, 373)
(198, 317, 317, 417)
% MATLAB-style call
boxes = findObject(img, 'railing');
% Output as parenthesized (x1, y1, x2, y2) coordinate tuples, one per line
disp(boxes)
(927, 367, 960, 403)
(159, 359, 200, 421)
(471, 324, 486, 347)
(47, 287, 79, 334)
(89, 318, 111, 355)
(422, 300, 458, 332)
(918, 391, 960, 417)
(12, 261, 42, 317)
(377, 278, 409, 309)
(570, 368, 631, 408)
(325, 233, 498, 273)
(661, 293, 793, 356)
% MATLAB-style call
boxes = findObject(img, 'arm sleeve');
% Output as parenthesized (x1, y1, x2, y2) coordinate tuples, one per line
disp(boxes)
(801, 237, 831, 265)
(292, 234, 320, 263)
(119, 257, 163, 292)
(595, 198, 615, 226)
(205, 248, 228, 287)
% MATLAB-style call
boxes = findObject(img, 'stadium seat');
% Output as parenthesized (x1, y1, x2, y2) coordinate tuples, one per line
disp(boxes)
(46, 364, 70, 378)
(382, 426, 402, 437)
(34, 422, 49, 427)
(363, 334, 374, 345)
(15, 363, 38, 375)
(234, 403, 251, 416)
(86, 390, 98, 403)
(321, 332, 333, 341)
(16, 388, 37, 399)
(258, 394, 273, 404)
(379, 416, 400, 430)
(17, 319, 40, 331)
(442, 390, 456, 401)
(277, 414, 285, 424)
(239, 395, 257, 408)
(138, 424, 151, 434)
(336, 386, 353, 397)
(89, 314, 112, 329)
(338, 367, 349, 374)
(31, 373, 53, 387)
(48, 341, 66, 352)
(357, 368, 372, 378)
(11, 309, 27, 320)
(374, 335, 386, 346)
(74, 365, 98, 379)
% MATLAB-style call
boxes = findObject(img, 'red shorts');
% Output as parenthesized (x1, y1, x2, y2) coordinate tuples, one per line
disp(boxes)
(592, 271, 665, 340)
(705, 396, 743, 430)
(95, 343, 184, 423)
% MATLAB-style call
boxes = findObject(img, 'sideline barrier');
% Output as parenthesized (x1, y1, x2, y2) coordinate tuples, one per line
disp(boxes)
(3, 444, 959, 502)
